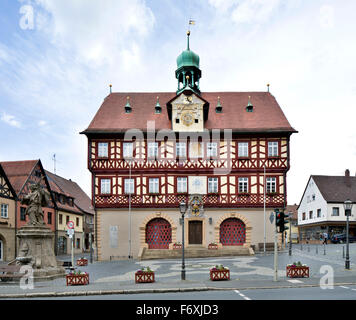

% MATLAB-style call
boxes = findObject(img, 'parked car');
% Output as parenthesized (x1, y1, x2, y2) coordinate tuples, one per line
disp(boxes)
(331, 233, 356, 244)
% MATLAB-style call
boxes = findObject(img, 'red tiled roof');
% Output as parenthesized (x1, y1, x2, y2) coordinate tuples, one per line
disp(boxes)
(286, 204, 298, 220)
(46, 170, 94, 215)
(0, 160, 39, 194)
(82, 92, 296, 134)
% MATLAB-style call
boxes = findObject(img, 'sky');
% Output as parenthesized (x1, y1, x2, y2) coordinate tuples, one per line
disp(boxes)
(0, 0, 356, 205)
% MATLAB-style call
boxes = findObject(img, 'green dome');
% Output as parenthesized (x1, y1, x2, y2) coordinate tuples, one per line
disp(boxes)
(176, 49, 200, 69)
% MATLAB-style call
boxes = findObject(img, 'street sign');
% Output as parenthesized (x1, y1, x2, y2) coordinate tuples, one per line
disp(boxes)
(67, 221, 74, 229)
(67, 229, 74, 236)
(269, 212, 274, 224)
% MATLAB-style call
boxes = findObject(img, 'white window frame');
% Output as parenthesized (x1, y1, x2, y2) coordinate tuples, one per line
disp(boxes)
(238, 142, 249, 157)
(268, 141, 279, 157)
(0, 204, 8, 218)
(332, 207, 339, 216)
(100, 179, 111, 195)
(177, 177, 187, 193)
(207, 142, 218, 158)
(176, 142, 187, 158)
(124, 178, 135, 194)
(98, 142, 108, 158)
(208, 177, 219, 193)
(149, 178, 159, 194)
(266, 177, 277, 193)
(238, 177, 249, 193)
(123, 142, 133, 159)
(147, 142, 159, 159)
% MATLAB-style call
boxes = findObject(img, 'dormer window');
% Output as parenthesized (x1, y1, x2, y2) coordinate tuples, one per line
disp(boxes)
(246, 96, 253, 112)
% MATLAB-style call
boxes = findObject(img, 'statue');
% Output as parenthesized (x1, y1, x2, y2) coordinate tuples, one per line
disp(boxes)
(21, 182, 50, 226)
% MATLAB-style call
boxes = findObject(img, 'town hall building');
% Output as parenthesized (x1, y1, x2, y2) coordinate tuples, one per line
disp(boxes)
(81, 31, 297, 261)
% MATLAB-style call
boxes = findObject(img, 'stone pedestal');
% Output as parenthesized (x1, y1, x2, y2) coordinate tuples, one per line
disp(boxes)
(16, 225, 65, 281)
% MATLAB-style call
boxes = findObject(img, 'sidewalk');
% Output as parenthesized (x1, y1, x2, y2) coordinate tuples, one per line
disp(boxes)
(1, 243, 356, 298)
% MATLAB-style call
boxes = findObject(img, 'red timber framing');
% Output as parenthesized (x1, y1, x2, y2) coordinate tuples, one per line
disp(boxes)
(88, 134, 289, 209)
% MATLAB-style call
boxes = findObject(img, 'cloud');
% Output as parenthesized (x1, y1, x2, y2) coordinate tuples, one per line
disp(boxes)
(1, 112, 22, 128)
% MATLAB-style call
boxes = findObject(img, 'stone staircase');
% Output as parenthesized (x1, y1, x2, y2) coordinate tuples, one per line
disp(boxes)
(139, 245, 254, 260)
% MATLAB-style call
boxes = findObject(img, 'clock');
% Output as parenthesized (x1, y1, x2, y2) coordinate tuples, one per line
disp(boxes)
(183, 96, 193, 104)
(181, 111, 194, 126)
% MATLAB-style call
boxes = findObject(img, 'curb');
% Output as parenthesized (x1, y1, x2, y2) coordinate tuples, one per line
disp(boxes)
(1, 282, 356, 299)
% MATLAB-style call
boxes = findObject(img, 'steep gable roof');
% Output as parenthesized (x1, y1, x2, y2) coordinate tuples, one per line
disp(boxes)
(45, 170, 94, 216)
(0, 163, 17, 199)
(81, 91, 297, 134)
(312, 175, 356, 203)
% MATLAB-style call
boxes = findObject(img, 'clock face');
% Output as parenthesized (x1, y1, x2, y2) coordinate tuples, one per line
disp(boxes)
(183, 96, 193, 104)
(181, 111, 194, 126)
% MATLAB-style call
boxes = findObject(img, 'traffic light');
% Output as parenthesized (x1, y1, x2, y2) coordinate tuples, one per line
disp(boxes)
(280, 212, 289, 233)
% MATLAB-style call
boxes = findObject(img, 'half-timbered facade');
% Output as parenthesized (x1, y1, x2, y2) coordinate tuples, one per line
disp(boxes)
(0, 164, 17, 261)
(81, 32, 297, 260)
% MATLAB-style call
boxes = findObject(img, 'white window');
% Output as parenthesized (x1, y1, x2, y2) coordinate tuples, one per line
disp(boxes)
(268, 141, 279, 157)
(208, 177, 219, 193)
(177, 177, 187, 193)
(0, 204, 8, 218)
(124, 179, 134, 194)
(317, 209, 321, 218)
(238, 142, 249, 157)
(176, 142, 186, 158)
(98, 142, 108, 157)
(332, 207, 339, 216)
(266, 177, 277, 193)
(207, 142, 218, 158)
(147, 142, 159, 158)
(100, 179, 111, 195)
(149, 178, 159, 194)
(309, 211, 313, 219)
(123, 142, 133, 159)
(238, 178, 249, 193)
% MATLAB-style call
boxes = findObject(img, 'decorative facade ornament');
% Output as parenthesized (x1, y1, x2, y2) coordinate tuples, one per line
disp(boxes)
(188, 194, 204, 217)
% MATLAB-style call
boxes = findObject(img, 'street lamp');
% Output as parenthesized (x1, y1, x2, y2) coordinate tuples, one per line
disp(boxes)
(179, 201, 187, 280)
(343, 199, 353, 270)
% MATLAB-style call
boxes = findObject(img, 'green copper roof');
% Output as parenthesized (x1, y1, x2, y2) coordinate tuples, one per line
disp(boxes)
(176, 31, 200, 69)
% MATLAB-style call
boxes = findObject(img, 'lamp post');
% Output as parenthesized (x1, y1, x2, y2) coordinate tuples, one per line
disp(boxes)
(179, 201, 187, 280)
(343, 199, 353, 270)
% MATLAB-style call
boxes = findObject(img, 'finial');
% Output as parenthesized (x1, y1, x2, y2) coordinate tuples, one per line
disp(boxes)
(109, 84, 112, 94)
(267, 83, 270, 92)
(187, 30, 190, 50)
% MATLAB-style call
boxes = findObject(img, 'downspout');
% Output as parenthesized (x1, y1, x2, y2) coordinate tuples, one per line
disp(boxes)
(14, 198, 18, 259)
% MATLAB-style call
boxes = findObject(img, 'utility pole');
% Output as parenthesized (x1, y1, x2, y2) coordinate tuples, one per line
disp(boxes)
(274, 209, 278, 282)
(263, 165, 266, 255)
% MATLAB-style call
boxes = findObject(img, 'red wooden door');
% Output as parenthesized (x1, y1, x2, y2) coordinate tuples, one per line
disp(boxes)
(219, 218, 246, 246)
(146, 218, 172, 249)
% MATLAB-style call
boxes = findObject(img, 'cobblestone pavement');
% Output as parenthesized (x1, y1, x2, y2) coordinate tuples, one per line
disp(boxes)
(0, 243, 355, 298)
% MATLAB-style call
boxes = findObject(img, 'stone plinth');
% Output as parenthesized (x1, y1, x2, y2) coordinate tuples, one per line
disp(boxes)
(16, 225, 65, 281)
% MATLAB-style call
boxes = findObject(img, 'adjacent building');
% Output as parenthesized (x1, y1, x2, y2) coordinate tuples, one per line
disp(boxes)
(0, 163, 17, 261)
(298, 170, 356, 243)
(81, 31, 297, 261)
(0, 159, 94, 261)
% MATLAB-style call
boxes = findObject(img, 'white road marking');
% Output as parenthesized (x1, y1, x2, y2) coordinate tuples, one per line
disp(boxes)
(234, 289, 251, 300)
(287, 279, 303, 284)
(339, 286, 350, 289)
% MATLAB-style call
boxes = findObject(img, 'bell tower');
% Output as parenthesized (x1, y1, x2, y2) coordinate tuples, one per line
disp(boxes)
(175, 31, 201, 96)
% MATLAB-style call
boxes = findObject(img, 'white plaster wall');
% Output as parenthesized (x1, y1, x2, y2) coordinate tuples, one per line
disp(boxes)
(298, 177, 328, 226)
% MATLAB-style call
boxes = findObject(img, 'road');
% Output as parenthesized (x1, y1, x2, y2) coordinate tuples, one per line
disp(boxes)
(12, 284, 356, 300)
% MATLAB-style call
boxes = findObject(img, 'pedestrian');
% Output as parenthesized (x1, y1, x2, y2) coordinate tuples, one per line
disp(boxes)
(323, 232, 328, 245)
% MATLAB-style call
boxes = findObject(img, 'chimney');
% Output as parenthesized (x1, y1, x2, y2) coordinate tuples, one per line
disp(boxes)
(345, 169, 350, 177)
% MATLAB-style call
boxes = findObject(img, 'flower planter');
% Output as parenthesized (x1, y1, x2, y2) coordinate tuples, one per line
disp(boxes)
(173, 243, 182, 250)
(66, 274, 89, 286)
(208, 244, 218, 250)
(135, 271, 155, 283)
(210, 269, 230, 281)
(286, 266, 309, 278)
(76, 258, 88, 266)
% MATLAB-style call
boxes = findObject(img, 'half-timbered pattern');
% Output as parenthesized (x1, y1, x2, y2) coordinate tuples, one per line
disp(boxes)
(81, 32, 296, 261)
(0, 164, 17, 261)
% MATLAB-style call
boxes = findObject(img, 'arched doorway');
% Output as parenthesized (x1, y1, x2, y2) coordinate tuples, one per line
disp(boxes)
(146, 218, 172, 249)
(219, 218, 246, 246)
